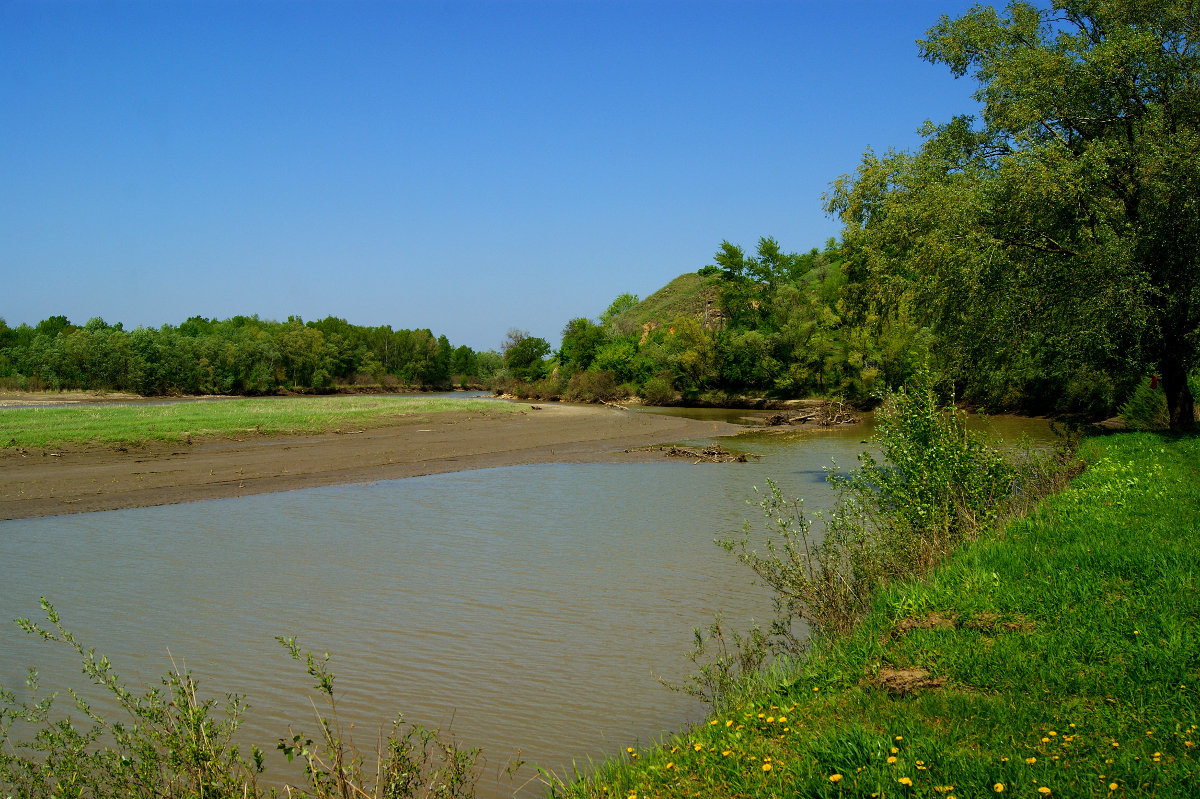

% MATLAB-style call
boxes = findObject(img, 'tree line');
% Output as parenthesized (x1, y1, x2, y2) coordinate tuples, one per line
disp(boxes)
(0, 314, 502, 395)
(509, 0, 1200, 430)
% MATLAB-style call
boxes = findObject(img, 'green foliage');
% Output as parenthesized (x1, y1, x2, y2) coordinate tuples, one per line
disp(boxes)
(0, 314, 479, 396)
(720, 368, 1068, 645)
(502, 333, 551, 382)
(1119, 379, 1170, 431)
(829, 0, 1200, 428)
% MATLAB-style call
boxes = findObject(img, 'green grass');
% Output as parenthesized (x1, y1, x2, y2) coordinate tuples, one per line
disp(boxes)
(610, 273, 719, 330)
(569, 433, 1200, 798)
(0, 396, 517, 449)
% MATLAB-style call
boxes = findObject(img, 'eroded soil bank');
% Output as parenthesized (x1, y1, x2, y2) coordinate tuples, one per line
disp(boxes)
(0, 403, 741, 520)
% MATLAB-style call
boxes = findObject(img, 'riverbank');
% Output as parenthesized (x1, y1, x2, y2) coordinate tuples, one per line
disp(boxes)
(0, 400, 741, 519)
(572, 433, 1200, 798)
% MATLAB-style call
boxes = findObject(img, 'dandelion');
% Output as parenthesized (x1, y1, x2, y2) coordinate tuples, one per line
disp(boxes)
(888, 756, 898, 764)
(898, 777, 913, 786)
(721, 750, 731, 757)
(693, 743, 702, 752)
(762, 763, 773, 772)
(994, 783, 1005, 792)
(725, 719, 733, 727)
(891, 746, 900, 754)
(778, 716, 787, 722)
(896, 736, 904, 742)
(767, 717, 775, 723)
(664, 762, 675, 770)
(1109, 783, 1119, 791)
(1048, 731, 1057, 737)
(1041, 737, 1050, 743)
(830, 774, 843, 783)
(1038, 788, 1051, 795)
(709, 719, 718, 726)
(1026, 757, 1037, 764)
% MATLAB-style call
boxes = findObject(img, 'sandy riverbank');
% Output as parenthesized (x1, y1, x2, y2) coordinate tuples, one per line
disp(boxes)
(0, 403, 742, 520)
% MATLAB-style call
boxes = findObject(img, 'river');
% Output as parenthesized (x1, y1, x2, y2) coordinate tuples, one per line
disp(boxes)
(0, 406, 1052, 797)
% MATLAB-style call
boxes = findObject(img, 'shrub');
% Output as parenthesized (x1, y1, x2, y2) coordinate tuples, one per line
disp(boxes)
(1119, 378, 1170, 430)
(719, 367, 1073, 647)
(639, 376, 676, 406)
(563, 370, 625, 403)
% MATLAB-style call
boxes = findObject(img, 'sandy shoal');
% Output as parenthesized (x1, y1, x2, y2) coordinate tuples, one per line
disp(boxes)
(0, 403, 741, 520)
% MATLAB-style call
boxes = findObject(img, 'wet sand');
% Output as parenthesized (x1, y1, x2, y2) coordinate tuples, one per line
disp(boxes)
(0, 403, 741, 520)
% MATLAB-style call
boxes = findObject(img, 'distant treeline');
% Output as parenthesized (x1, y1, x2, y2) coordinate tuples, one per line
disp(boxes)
(0, 314, 502, 395)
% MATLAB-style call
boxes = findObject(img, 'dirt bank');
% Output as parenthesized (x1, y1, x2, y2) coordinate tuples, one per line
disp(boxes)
(0, 403, 741, 520)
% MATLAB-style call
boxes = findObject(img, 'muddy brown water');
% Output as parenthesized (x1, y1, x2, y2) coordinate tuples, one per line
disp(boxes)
(0, 408, 1052, 797)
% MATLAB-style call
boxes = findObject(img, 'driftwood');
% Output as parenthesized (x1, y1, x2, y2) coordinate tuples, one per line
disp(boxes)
(763, 402, 860, 427)
(661, 444, 756, 463)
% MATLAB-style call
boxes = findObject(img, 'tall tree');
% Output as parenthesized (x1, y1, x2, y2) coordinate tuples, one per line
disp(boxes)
(830, 0, 1200, 429)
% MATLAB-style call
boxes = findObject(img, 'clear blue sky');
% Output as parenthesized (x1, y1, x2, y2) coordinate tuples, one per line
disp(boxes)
(1, 0, 981, 351)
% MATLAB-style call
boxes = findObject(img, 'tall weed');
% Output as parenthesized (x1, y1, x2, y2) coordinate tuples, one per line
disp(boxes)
(719, 368, 1076, 652)
(0, 599, 482, 799)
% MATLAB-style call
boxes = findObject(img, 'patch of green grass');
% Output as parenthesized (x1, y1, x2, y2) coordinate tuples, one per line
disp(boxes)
(569, 433, 1200, 798)
(0, 396, 516, 449)
(610, 273, 719, 330)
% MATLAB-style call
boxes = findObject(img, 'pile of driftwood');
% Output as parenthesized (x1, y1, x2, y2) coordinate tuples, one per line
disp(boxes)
(661, 444, 755, 463)
(762, 402, 859, 427)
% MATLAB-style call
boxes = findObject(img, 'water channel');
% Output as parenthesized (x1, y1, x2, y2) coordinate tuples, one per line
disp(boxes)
(0, 405, 1053, 797)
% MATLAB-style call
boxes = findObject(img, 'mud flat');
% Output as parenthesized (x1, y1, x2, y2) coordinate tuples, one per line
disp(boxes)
(0, 403, 740, 519)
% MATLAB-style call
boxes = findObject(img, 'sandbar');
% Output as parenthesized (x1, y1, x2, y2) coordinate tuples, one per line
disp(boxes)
(0, 403, 741, 520)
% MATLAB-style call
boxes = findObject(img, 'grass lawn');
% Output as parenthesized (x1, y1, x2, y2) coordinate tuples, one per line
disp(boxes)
(572, 433, 1200, 798)
(0, 395, 517, 449)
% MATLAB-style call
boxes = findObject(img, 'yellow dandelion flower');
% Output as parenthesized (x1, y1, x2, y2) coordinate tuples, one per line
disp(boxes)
(709, 719, 718, 726)
(762, 763, 773, 772)
(693, 743, 703, 752)
(891, 747, 900, 754)
(994, 783, 1005, 792)
(721, 750, 731, 757)
(664, 762, 675, 770)
(725, 719, 733, 727)
(1153, 751, 1162, 757)
(1048, 731, 1057, 737)
(916, 760, 925, 765)
(1109, 783, 1119, 791)
(887, 756, 898, 764)
(766, 717, 775, 723)
(1041, 737, 1050, 743)
(757, 713, 766, 719)
(830, 774, 843, 783)
(1038, 788, 1051, 795)
(626, 747, 635, 754)
(898, 776, 913, 786)
(1026, 757, 1037, 764)
(778, 716, 787, 722)
(1000, 756, 1009, 762)
(895, 736, 904, 741)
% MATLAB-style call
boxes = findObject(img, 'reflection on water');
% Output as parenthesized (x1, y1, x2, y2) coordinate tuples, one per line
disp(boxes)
(0, 408, 1052, 797)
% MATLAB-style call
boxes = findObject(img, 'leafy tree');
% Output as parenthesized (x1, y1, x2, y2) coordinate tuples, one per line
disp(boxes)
(830, 0, 1200, 429)
(504, 334, 551, 382)
(559, 317, 607, 375)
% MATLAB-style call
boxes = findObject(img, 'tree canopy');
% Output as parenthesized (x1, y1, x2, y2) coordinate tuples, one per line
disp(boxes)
(827, 0, 1200, 429)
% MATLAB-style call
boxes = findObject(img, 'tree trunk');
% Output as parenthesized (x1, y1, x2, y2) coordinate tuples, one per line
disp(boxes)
(1160, 357, 1196, 432)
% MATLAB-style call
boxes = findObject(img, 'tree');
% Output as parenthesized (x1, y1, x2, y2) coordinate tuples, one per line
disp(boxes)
(503, 331, 551, 382)
(829, 0, 1200, 429)
(559, 317, 607, 375)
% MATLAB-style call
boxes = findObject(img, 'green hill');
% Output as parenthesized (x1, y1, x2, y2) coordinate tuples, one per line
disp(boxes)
(607, 272, 722, 336)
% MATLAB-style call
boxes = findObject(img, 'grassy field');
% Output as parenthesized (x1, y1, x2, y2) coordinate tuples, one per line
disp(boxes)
(571, 433, 1200, 798)
(0, 395, 517, 449)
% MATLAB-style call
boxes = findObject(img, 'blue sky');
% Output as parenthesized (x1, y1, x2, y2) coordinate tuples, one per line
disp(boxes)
(1, 0, 981, 351)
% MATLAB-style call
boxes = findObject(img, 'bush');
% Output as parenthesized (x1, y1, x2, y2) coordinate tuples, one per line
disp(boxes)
(639, 376, 676, 406)
(718, 367, 1074, 647)
(563, 369, 625, 403)
(1119, 378, 1170, 430)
